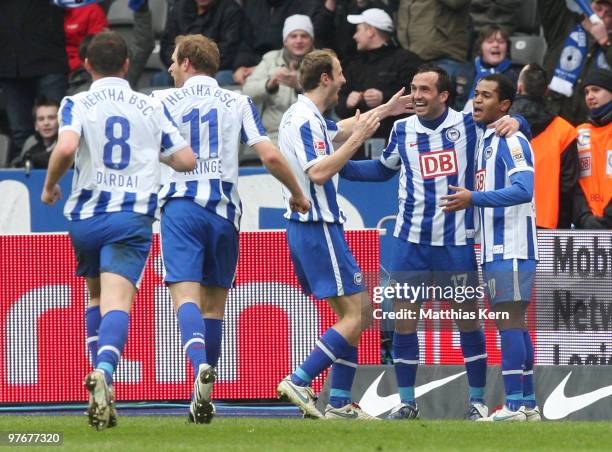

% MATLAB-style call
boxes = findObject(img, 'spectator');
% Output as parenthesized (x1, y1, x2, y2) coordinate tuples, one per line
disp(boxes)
(232, 0, 319, 85)
(540, 0, 611, 125)
(510, 64, 579, 229)
(336, 8, 421, 158)
(126, 0, 156, 89)
(0, 0, 68, 159)
(470, 0, 521, 35)
(312, 0, 392, 66)
(64, 2, 108, 75)
(573, 68, 612, 229)
(160, 0, 243, 86)
(242, 15, 315, 144)
(466, 25, 520, 108)
(12, 98, 60, 169)
(395, 0, 472, 109)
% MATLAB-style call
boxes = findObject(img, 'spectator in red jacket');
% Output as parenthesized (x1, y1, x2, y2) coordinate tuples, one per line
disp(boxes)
(64, 3, 108, 74)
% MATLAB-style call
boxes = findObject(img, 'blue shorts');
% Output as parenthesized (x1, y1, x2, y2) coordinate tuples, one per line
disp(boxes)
(161, 198, 238, 288)
(388, 239, 478, 302)
(68, 212, 154, 287)
(287, 221, 364, 300)
(481, 259, 537, 305)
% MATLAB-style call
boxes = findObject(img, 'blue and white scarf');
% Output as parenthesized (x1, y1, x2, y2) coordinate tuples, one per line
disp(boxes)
(549, 1, 611, 97)
(469, 57, 513, 99)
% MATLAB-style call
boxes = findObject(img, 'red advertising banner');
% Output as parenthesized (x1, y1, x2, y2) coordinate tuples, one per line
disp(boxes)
(0, 231, 381, 403)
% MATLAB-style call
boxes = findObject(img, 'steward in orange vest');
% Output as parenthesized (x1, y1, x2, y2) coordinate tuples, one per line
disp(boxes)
(573, 68, 612, 229)
(510, 64, 578, 229)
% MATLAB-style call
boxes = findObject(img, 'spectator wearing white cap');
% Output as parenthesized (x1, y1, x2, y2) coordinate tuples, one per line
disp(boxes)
(242, 15, 315, 146)
(336, 8, 421, 158)
(232, 0, 320, 86)
(312, 0, 392, 66)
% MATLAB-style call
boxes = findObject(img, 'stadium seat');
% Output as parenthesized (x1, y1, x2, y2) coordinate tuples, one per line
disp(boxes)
(107, 0, 134, 26)
(0, 134, 11, 168)
(510, 35, 547, 66)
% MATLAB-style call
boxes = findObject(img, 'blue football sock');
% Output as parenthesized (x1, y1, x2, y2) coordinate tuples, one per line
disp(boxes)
(204, 318, 222, 367)
(460, 330, 487, 403)
(329, 346, 358, 408)
(291, 328, 351, 387)
(500, 328, 526, 412)
(85, 306, 101, 366)
(523, 330, 536, 409)
(177, 302, 207, 372)
(393, 332, 419, 404)
(96, 310, 130, 385)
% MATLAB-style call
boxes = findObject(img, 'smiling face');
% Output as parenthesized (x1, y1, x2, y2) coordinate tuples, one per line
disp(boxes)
(481, 31, 508, 66)
(410, 72, 448, 120)
(325, 57, 346, 108)
(168, 48, 188, 88)
(284, 30, 313, 58)
(472, 79, 511, 124)
(584, 84, 612, 109)
(34, 105, 59, 142)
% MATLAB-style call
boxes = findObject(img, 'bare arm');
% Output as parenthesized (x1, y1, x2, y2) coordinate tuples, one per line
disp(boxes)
(253, 140, 310, 213)
(159, 146, 197, 172)
(333, 88, 412, 143)
(308, 110, 380, 185)
(41, 131, 80, 205)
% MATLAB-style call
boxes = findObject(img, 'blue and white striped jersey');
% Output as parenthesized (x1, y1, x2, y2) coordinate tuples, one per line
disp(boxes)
(380, 108, 478, 245)
(475, 129, 538, 263)
(59, 77, 187, 221)
(278, 95, 345, 224)
(154, 75, 269, 230)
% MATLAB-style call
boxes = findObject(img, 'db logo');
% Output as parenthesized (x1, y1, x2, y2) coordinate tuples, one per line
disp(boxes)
(475, 169, 486, 191)
(419, 149, 458, 179)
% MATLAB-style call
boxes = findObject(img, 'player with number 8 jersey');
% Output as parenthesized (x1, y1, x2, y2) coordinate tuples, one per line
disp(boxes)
(41, 31, 196, 431)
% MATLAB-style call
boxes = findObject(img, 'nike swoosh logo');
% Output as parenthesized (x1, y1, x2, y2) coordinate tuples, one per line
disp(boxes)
(358, 370, 466, 417)
(329, 410, 358, 419)
(543, 372, 612, 420)
(288, 385, 310, 405)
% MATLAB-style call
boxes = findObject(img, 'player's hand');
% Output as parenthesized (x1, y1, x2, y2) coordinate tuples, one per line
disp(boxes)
(440, 185, 472, 212)
(381, 88, 414, 117)
(41, 184, 62, 205)
(351, 109, 380, 143)
(489, 115, 519, 137)
(289, 193, 311, 214)
(363, 88, 384, 108)
(346, 91, 363, 109)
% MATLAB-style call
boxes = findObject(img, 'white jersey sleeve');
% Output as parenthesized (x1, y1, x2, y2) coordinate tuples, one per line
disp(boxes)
(59, 97, 82, 136)
(159, 103, 189, 157)
(380, 123, 402, 170)
(239, 96, 269, 147)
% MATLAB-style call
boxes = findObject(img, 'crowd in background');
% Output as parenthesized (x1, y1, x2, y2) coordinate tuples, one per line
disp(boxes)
(0, 0, 610, 229)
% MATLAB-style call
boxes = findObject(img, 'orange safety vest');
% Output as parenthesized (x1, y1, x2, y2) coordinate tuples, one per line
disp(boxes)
(576, 121, 612, 217)
(531, 116, 577, 228)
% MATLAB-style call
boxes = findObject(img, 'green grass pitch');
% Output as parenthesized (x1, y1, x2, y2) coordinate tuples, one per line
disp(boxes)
(1, 416, 611, 451)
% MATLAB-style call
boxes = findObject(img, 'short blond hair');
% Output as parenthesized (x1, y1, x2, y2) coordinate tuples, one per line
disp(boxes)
(299, 49, 337, 92)
(175, 34, 220, 75)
